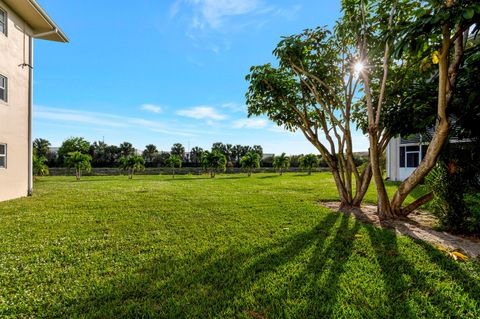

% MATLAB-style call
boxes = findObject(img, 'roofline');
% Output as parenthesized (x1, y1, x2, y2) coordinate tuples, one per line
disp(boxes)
(28, 0, 69, 42)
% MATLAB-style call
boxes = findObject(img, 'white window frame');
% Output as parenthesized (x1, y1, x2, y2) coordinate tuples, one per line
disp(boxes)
(0, 7, 7, 37)
(0, 143, 6, 169)
(0, 74, 7, 103)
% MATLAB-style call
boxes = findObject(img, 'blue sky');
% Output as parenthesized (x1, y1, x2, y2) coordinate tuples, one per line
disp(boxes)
(33, 0, 369, 154)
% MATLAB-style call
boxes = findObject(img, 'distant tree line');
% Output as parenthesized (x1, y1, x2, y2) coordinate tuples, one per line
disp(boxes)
(32, 137, 370, 180)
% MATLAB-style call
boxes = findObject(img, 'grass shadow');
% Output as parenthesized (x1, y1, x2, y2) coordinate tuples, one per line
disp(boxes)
(257, 175, 280, 179)
(54, 213, 344, 318)
(365, 224, 471, 317)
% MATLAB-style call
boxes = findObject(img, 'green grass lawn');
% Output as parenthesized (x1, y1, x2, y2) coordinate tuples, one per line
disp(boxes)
(0, 173, 479, 318)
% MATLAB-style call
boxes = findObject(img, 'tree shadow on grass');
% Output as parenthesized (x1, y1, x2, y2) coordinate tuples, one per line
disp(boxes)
(42, 213, 479, 318)
(365, 224, 478, 318)
(416, 239, 480, 305)
(53, 213, 343, 318)
(257, 175, 280, 179)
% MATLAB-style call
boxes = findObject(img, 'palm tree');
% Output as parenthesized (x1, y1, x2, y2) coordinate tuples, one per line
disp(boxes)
(170, 143, 185, 160)
(33, 154, 49, 179)
(165, 154, 182, 178)
(190, 146, 204, 166)
(33, 138, 51, 158)
(119, 155, 145, 179)
(65, 151, 92, 181)
(202, 150, 227, 178)
(299, 154, 319, 175)
(273, 153, 290, 175)
(240, 151, 260, 177)
(119, 142, 135, 157)
(142, 144, 158, 166)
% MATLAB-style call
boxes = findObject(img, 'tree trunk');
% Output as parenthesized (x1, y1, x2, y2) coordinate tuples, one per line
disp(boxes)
(352, 163, 372, 207)
(172, 168, 175, 179)
(331, 168, 355, 209)
(369, 133, 395, 219)
(391, 19, 461, 217)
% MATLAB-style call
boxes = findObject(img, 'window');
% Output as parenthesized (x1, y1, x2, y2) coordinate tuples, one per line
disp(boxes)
(0, 75, 6, 102)
(399, 145, 427, 168)
(0, 8, 6, 36)
(0, 144, 6, 169)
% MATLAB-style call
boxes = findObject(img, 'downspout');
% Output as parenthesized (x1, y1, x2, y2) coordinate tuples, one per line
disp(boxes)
(27, 30, 59, 196)
(27, 35, 33, 196)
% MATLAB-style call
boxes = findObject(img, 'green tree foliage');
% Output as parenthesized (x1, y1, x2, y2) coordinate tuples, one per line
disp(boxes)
(240, 151, 261, 177)
(299, 154, 320, 175)
(165, 154, 182, 178)
(202, 150, 227, 178)
(64, 151, 92, 181)
(273, 153, 290, 176)
(142, 144, 159, 167)
(246, 26, 373, 206)
(190, 147, 204, 166)
(426, 158, 479, 235)
(170, 143, 185, 160)
(32, 154, 49, 178)
(119, 142, 135, 157)
(33, 138, 51, 158)
(252, 145, 263, 158)
(58, 137, 90, 163)
(89, 141, 112, 167)
(352, 0, 480, 218)
(424, 42, 480, 234)
(119, 155, 145, 179)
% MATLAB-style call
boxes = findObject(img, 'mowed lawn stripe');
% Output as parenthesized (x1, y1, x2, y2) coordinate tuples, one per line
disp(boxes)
(0, 173, 478, 318)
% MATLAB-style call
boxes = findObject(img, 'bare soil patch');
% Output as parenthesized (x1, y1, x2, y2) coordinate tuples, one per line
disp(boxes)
(321, 201, 480, 258)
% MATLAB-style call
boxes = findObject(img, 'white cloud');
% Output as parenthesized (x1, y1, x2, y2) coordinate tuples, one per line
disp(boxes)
(221, 102, 246, 113)
(169, 0, 183, 18)
(177, 106, 227, 120)
(233, 118, 268, 129)
(141, 104, 163, 114)
(34, 105, 196, 137)
(185, 0, 260, 29)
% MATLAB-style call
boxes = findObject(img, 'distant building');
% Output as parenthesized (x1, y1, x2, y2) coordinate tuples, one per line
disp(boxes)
(0, 0, 68, 201)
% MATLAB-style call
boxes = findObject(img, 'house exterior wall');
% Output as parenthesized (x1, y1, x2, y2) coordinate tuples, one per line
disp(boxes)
(386, 137, 400, 181)
(0, 0, 32, 201)
(386, 136, 430, 182)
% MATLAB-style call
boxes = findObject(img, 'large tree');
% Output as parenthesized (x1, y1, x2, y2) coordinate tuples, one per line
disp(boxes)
(354, 0, 480, 218)
(246, 27, 373, 208)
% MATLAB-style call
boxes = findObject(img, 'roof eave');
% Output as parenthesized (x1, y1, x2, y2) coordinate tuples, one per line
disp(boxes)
(3, 0, 69, 43)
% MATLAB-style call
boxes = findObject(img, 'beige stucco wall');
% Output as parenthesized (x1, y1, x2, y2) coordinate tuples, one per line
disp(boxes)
(0, 0, 32, 201)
